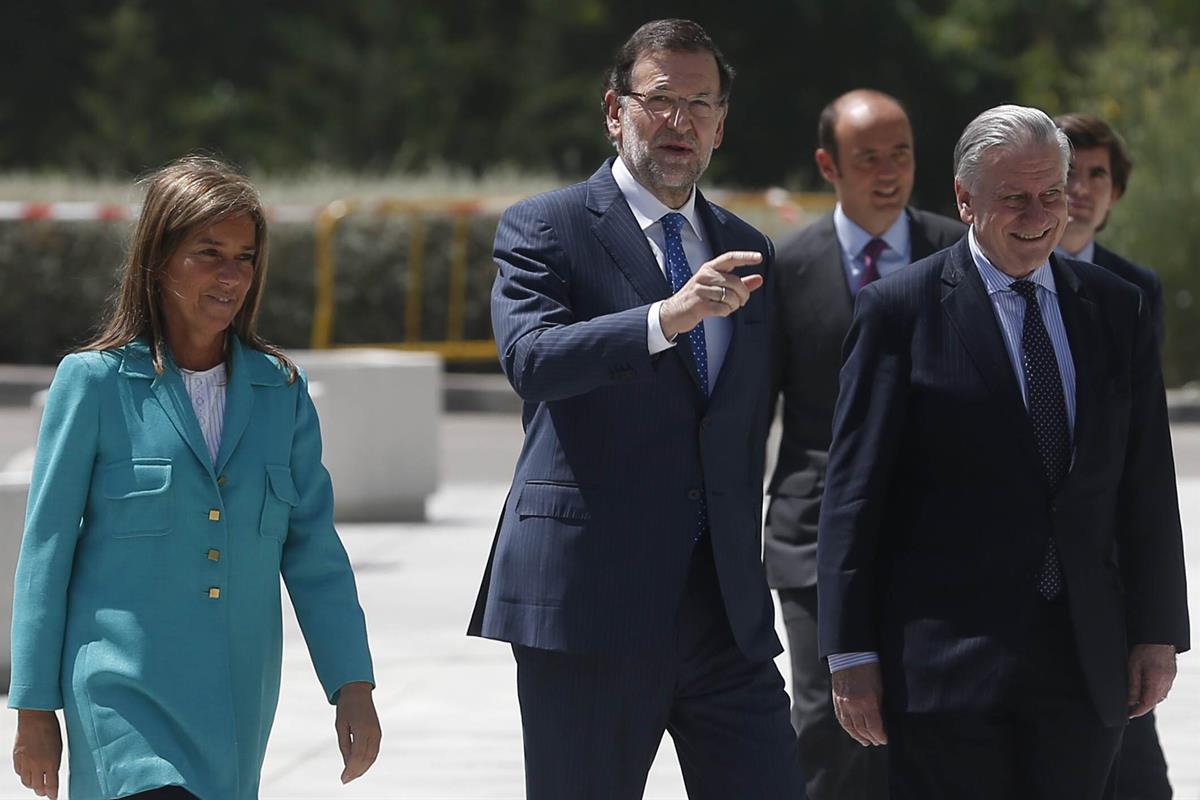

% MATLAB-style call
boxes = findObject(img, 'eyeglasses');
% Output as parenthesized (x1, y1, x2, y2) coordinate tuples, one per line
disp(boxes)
(624, 90, 723, 121)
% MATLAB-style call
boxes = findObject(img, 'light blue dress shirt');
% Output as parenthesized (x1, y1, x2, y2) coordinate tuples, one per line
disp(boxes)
(833, 203, 912, 295)
(1055, 239, 1095, 265)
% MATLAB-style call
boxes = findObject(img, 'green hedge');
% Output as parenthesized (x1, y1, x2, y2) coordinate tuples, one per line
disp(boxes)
(1, 213, 503, 365)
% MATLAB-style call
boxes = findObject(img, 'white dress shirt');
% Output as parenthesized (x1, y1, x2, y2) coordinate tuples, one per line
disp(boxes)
(611, 156, 732, 387)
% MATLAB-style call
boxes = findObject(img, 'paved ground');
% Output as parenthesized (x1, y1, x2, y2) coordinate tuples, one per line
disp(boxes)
(0, 412, 1197, 798)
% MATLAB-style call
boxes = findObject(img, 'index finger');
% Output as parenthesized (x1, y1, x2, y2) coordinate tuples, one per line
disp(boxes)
(706, 251, 763, 272)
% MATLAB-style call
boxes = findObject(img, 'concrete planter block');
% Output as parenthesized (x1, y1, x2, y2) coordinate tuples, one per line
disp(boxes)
(291, 349, 442, 522)
(0, 472, 31, 688)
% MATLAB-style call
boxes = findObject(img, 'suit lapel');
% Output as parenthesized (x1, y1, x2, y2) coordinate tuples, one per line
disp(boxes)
(938, 239, 1043, 468)
(1050, 256, 1102, 484)
(799, 216, 854, 330)
(214, 338, 255, 475)
(907, 209, 939, 260)
(587, 160, 672, 305)
(588, 160, 705, 397)
(121, 345, 217, 479)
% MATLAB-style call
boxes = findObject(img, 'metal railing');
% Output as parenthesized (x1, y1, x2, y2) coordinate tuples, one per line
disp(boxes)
(309, 191, 834, 360)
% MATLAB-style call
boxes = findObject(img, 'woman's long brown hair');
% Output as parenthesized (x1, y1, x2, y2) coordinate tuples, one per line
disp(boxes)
(83, 153, 297, 382)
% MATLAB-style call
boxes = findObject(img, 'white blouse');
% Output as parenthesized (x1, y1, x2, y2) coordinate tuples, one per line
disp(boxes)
(179, 362, 227, 466)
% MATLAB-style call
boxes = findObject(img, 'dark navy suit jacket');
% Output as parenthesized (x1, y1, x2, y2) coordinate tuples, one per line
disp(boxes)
(468, 159, 782, 662)
(816, 237, 1190, 727)
(1091, 242, 1166, 347)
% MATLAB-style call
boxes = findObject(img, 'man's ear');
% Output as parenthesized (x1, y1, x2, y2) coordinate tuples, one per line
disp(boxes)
(954, 179, 975, 225)
(1110, 184, 1124, 206)
(815, 148, 839, 184)
(603, 90, 623, 144)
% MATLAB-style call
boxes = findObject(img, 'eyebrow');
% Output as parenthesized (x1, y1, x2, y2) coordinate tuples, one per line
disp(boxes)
(648, 84, 714, 97)
(195, 235, 256, 251)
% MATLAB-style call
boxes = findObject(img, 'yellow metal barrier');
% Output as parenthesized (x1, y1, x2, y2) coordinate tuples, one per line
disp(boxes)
(309, 191, 834, 360)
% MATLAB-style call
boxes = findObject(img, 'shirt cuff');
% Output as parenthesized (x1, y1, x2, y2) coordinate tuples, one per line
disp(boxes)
(827, 651, 880, 673)
(648, 301, 677, 354)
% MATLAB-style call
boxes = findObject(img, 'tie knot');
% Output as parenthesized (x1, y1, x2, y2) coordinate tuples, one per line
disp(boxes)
(1010, 280, 1038, 301)
(862, 238, 887, 261)
(660, 212, 686, 237)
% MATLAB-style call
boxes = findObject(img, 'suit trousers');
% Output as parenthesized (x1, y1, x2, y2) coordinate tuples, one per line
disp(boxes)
(885, 596, 1123, 799)
(513, 539, 805, 800)
(1115, 710, 1172, 800)
(119, 788, 198, 799)
(778, 586, 888, 800)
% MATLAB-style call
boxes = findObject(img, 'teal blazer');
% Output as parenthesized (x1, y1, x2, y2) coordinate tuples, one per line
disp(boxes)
(9, 337, 374, 800)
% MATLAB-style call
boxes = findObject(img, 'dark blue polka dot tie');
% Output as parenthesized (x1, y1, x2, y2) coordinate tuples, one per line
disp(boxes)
(661, 213, 709, 398)
(662, 212, 709, 542)
(1011, 279, 1069, 600)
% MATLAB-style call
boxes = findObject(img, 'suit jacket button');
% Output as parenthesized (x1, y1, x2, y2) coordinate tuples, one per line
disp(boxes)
(207, 549, 221, 562)
(207, 587, 221, 599)
(208, 509, 221, 522)
(687, 488, 702, 500)
(217, 474, 228, 487)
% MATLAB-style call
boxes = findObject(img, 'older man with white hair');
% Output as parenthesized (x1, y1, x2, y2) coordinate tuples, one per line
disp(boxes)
(816, 104, 1189, 797)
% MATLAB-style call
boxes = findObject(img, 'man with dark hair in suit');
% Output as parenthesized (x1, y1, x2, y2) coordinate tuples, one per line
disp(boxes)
(1055, 111, 1172, 800)
(766, 88, 963, 800)
(818, 104, 1189, 798)
(468, 18, 804, 800)
(1054, 112, 1165, 346)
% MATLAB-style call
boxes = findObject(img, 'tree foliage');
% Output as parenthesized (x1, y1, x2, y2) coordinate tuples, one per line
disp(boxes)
(2, 0, 1199, 377)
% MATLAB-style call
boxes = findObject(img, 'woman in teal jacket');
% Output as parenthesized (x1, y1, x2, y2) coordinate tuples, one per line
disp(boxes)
(9, 156, 380, 799)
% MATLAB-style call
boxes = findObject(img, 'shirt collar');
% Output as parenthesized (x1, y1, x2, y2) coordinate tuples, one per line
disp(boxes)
(612, 155, 704, 240)
(1055, 239, 1095, 264)
(833, 203, 909, 259)
(969, 227, 1057, 296)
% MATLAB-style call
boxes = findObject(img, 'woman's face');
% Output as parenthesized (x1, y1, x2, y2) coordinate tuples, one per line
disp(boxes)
(160, 214, 257, 345)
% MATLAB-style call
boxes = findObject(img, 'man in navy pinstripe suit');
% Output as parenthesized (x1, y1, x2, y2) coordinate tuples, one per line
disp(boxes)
(468, 18, 804, 800)
(817, 105, 1189, 798)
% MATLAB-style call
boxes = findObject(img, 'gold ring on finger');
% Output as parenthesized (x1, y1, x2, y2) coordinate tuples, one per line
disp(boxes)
(719, 286, 727, 304)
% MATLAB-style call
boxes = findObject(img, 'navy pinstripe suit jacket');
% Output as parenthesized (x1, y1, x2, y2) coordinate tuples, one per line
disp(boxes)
(817, 237, 1190, 727)
(468, 159, 782, 661)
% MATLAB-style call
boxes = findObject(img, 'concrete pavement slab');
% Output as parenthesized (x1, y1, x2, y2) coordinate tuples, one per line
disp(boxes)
(0, 414, 1196, 798)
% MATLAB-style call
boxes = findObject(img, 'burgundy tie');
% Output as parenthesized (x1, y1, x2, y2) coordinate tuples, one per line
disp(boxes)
(859, 238, 887, 290)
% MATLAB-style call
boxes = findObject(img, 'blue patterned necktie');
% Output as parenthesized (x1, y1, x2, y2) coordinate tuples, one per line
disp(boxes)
(1011, 279, 1069, 600)
(661, 212, 709, 541)
(660, 212, 709, 397)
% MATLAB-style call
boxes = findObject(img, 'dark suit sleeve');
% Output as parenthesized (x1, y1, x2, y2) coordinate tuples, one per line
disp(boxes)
(491, 202, 656, 403)
(767, 239, 786, 418)
(1146, 271, 1166, 351)
(1116, 295, 1190, 651)
(817, 285, 911, 657)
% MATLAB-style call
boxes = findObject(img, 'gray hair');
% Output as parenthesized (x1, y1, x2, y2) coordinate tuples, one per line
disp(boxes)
(954, 105, 1072, 191)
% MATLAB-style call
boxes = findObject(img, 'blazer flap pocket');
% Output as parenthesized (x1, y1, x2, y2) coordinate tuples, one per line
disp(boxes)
(516, 482, 590, 522)
(101, 458, 172, 500)
(266, 464, 300, 506)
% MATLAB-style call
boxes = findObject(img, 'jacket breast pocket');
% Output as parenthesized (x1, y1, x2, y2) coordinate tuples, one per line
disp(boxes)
(516, 481, 590, 525)
(99, 458, 173, 537)
(260, 465, 299, 541)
